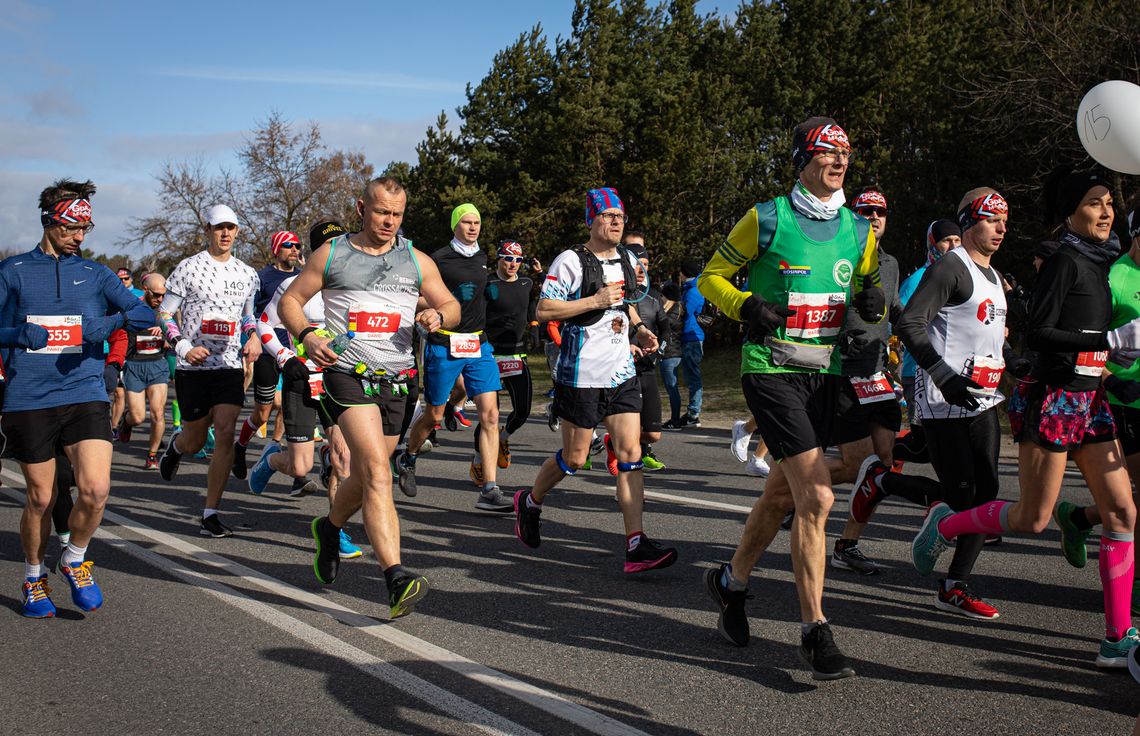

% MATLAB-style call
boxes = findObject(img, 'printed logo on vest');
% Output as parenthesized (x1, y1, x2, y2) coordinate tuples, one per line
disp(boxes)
(976, 298, 1005, 325)
(778, 260, 811, 276)
(832, 259, 852, 287)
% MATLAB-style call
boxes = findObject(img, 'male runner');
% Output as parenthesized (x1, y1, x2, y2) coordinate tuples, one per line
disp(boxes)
(513, 187, 676, 573)
(1, 179, 154, 617)
(157, 204, 262, 538)
(279, 176, 459, 618)
(698, 117, 883, 679)
(396, 203, 511, 511)
(117, 273, 171, 469)
(234, 230, 301, 477)
(484, 240, 537, 471)
(117, 267, 145, 298)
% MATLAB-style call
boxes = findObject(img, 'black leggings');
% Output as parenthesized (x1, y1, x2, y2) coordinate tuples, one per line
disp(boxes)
(53, 451, 75, 535)
(499, 362, 532, 436)
(923, 409, 1001, 581)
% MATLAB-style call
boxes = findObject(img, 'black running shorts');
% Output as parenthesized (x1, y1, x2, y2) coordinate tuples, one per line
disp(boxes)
(1, 401, 112, 464)
(554, 377, 642, 430)
(319, 370, 407, 437)
(175, 368, 246, 423)
(831, 377, 903, 446)
(281, 375, 334, 443)
(742, 372, 838, 461)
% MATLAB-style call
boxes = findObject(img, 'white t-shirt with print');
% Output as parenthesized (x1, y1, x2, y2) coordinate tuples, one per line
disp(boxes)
(163, 250, 259, 371)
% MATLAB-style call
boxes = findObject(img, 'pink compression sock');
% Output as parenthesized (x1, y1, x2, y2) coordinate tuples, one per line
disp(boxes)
(937, 500, 1010, 540)
(1100, 534, 1135, 641)
(237, 417, 258, 447)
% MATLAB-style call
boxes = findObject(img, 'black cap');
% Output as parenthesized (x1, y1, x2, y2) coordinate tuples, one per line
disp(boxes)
(1034, 240, 1060, 261)
(625, 241, 648, 261)
(661, 282, 681, 301)
(309, 220, 346, 251)
(680, 258, 703, 278)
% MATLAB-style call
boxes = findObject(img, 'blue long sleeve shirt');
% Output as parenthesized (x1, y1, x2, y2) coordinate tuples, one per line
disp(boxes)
(680, 277, 705, 343)
(0, 246, 155, 411)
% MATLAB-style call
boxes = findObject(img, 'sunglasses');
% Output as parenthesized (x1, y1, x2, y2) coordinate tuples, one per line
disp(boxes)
(857, 207, 888, 218)
(277, 242, 299, 250)
(499, 255, 524, 263)
(119, 275, 131, 281)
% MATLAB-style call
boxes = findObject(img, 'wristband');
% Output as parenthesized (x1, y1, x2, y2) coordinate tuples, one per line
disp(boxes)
(298, 326, 318, 343)
(633, 322, 647, 333)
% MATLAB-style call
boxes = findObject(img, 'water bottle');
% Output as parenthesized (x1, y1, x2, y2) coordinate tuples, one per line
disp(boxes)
(328, 331, 355, 355)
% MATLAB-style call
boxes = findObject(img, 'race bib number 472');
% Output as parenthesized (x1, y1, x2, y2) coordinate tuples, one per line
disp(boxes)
(348, 304, 401, 339)
(785, 292, 846, 339)
(28, 315, 82, 354)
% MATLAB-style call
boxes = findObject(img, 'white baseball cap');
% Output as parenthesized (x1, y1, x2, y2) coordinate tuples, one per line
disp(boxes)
(205, 204, 239, 226)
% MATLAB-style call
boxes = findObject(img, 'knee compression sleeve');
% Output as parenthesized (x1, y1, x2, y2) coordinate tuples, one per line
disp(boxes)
(555, 449, 576, 475)
(617, 460, 644, 472)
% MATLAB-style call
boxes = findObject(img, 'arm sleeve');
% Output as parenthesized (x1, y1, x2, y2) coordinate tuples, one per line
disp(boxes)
(256, 281, 295, 366)
(240, 274, 260, 336)
(897, 256, 972, 373)
(1026, 256, 1109, 352)
(106, 329, 128, 366)
(697, 207, 764, 321)
(159, 265, 187, 343)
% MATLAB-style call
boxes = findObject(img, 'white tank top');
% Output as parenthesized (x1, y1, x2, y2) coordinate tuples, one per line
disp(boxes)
(915, 246, 1007, 420)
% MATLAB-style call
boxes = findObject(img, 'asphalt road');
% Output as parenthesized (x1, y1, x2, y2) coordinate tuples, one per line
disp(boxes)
(1, 409, 1137, 735)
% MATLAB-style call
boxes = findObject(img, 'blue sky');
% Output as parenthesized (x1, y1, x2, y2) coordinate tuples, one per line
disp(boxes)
(0, 0, 727, 257)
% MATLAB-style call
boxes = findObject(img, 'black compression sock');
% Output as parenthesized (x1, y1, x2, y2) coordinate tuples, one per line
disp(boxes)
(1070, 506, 1094, 531)
(880, 472, 941, 508)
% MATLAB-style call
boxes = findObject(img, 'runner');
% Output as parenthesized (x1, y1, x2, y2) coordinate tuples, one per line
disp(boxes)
(484, 240, 537, 472)
(697, 117, 883, 679)
(278, 176, 459, 618)
(233, 230, 301, 478)
(156, 203, 262, 538)
(117, 273, 171, 468)
(513, 187, 677, 573)
(1, 179, 154, 617)
(911, 173, 1139, 663)
(395, 203, 512, 512)
(248, 221, 363, 559)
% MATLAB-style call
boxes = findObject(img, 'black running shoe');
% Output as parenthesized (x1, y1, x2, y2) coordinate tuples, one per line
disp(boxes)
(799, 622, 856, 680)
(200, 514, 233, 538)
(513, 490, 542, 548)
(444, 403, 457, 431)
(389, 573, 429, 619)
(310, 516, 340, 584)
(704, 564, 751, 646)
(159, 430, 183, 481)
(319, 445, 333, 490)
(780, 510, 795, 531)
(831, 544, 880, 576)
(231, 441, 248, 480)
(395, 453, 417, 498)
(624, 536, 678, 573)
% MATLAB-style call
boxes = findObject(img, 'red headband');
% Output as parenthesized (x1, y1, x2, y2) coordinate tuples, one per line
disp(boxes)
(958, 192, 1008, 231)
(271, 230, 300, 255)
(41, 198, 92, 228)
(806, 123, 850, 153)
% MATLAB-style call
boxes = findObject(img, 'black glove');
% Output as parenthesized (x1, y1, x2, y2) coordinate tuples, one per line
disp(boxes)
(1105, 375, 1140, 404)
(283, 357, 310, 382)
(1008, 357, 1032, 378)
(840, 328, 872, 356)
(16, 323, 49, 350)
(740, 295, 794, 342)
(853, 277, 885, 322)
(940, 374, 982, 410)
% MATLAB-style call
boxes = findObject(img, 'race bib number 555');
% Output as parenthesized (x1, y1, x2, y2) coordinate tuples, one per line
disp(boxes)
(28, 315, 81, 354)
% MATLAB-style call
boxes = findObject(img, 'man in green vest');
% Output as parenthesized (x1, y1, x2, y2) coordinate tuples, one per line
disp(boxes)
(698, 116, 883, 680)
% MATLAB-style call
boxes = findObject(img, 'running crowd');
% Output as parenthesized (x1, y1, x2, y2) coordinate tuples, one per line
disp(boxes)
(1, 115, 1138, 685)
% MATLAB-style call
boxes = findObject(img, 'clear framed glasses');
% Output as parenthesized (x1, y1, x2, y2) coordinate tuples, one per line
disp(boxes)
(815, 149, 853, 164)
(597, 212, 628, 224)
(58, 222, 94, 234)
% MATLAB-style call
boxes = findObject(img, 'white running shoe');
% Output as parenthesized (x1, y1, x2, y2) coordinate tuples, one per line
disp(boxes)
(730, 420, 752, 463)
(745, 456, 770, 477)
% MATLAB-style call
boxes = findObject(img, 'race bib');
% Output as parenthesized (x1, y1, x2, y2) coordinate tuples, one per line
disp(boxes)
(348, 303, 401, 340)
(135, 333, 163, 356)
(1074, 350, 1108, 377)
(496, 356, 524, 378)
(785, 292, 846, 339)
(850, 373, 895, 404)
(449, 333, 481, 359)
(200, 313, 237, 339)
(28, 315, 81, 354)
(968, 355, 1004, 395)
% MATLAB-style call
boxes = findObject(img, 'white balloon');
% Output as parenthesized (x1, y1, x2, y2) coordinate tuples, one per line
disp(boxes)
(1077, 80, 1140, 175)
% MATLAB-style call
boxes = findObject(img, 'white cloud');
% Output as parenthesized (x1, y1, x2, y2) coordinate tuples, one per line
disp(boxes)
(157, 66, 467, 93)
(314, 116, 433, 167)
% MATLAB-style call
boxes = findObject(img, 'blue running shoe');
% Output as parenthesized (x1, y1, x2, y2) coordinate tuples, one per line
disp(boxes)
(22, 575, 56, 618)
(912, 502, 954, 576)
(58, 561, 103, 611)
(338, 529, 363, 559)
(248, 442, 282, 495)
(1097, 626, 1140, 668)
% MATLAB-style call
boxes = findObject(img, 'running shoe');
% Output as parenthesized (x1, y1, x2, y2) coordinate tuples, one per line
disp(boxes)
(497, 437, 511, 469)
(231, 440, 248, 480)
(58, 532, 71, 548)
(682, 413, 701, 428)
(57, 560, 103, 612)
(470, 460, 485, 487)
(319, 445, 333, 490)
(117, 418, 132, 444)
(546, 403, 560, 432)
(248, 442, 282, 495)
(395, 453, 418, 498)
(1053, 501, 1090, 568)
(159, 429, 183, 481)
(544, 387, 555, 399)
(1128, 637, 1140, 682)
(730, 420, 751, 463)
(745, 456, 771, 477)
(662, 418, 684, 431)
(780, 510, 795, 530)
(604, 433, 618, 477)
(111, 426, 119, 442)
(589, 435, 605, 456)
(1096, 627, 1140, 668)
(849, 456, 889, 524)
(389, 573, 429, 619)
(624, 536, 677, 574)
(200, 514, 233, 538)
(581, 455, 593, 471)
(704, 564, 751, 647)
(831, 544, 880, 576)
(444, 403, 458, 431)
(338, 529, 363, 559)
(453, 408, 472, 428)
(145, 453, 158, 470)
(513, 490, 542, 548)
(289, 479, 321, 498)
(983, 535, 1003, 546)
(911, 502, 953, 576)
(799, 622, 855, 680)
(22, 576, 56, 618)
(935, 581, 1000, 620)
(475, 486, 513, 512)
(311, 516, 340, 584)
(641, 452, 666, 471)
